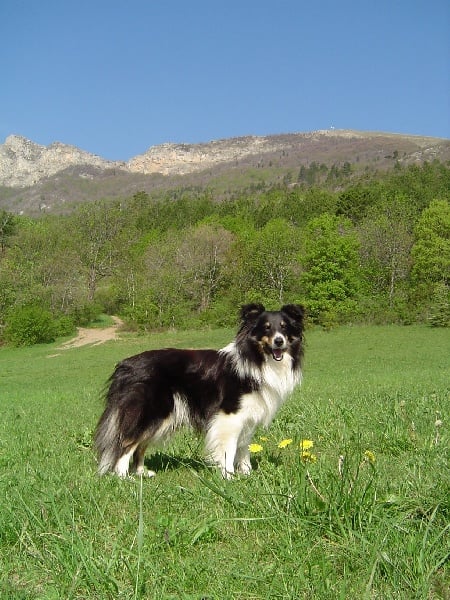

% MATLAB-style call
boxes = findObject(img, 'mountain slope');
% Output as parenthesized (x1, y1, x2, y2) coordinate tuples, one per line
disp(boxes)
(1, 130, 449, 214)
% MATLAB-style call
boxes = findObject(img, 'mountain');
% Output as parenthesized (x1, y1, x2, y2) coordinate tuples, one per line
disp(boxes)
(126, 130, 449, 176)
(0, 135, 124, 187)
(1, 130, 449, 214)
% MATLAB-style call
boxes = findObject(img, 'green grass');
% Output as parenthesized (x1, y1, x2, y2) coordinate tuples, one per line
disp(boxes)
(0, 325, 449, 599)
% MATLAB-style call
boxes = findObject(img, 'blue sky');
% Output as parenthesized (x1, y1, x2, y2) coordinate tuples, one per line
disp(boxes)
(2, 0, 449, 160)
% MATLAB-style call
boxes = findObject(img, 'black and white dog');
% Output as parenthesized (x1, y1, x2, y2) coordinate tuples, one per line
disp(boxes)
(95, 303, 304, 478)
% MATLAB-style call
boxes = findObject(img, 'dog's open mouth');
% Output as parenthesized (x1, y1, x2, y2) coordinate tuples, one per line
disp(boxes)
(272, 348, 284, 361)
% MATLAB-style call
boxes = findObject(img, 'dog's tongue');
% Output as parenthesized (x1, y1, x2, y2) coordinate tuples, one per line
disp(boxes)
(272, 349, 284, 361)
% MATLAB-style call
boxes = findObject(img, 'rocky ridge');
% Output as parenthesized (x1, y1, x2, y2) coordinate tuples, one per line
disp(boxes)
(127, 135, 285, 176)
(2, 130, 449, 189)
(127, 129, 449, 176)
(0, 130, 449, 214)
(0, 135, 125, 187)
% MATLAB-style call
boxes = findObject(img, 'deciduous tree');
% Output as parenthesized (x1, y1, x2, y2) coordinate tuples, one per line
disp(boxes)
(299, 213, 360, 324)
(233, 218, 299, 305)
(412, 199, 450, 285)
(359, 193, 414, 305)
(72, 200, 126, 301)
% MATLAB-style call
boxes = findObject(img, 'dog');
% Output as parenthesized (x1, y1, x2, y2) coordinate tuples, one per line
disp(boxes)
(94, 303, 304, 479)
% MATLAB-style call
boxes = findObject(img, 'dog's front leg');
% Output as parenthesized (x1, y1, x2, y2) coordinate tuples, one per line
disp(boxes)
(234, 444, 252, 475)
(205, 412, 240, 479)
(214, 437, 238, 479)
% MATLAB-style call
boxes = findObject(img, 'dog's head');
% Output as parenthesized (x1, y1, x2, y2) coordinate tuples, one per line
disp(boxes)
(239, 303, 305, 362)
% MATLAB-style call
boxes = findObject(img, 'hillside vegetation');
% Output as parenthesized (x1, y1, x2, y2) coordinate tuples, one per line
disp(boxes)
(0, 159, 449, 342)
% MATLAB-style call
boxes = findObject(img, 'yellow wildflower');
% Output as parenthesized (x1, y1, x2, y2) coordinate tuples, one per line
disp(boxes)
(259, 436, 269, 442)
(278, 438, 293, 448)
(301, 451, 317, 463)
(248, 443, 263, 453)
(364, 450, 376, 464)
(300, 439, 314, 451)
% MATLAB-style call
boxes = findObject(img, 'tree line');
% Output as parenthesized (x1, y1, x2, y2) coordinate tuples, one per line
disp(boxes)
(0, 160, 449, 344)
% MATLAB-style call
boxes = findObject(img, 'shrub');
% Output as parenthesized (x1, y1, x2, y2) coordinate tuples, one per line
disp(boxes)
(122, 298, 160, 331)
(4, 305, 56, 346)
(53, 315, 76, 338)
(68, 303, 101, 327)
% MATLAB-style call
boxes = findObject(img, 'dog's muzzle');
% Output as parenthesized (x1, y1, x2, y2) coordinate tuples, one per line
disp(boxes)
(271, 335, 287, 361)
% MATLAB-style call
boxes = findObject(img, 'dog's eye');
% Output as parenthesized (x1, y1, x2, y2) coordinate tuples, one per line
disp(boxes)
(264, 323, 271, 331)
(280, 321, 286, 330)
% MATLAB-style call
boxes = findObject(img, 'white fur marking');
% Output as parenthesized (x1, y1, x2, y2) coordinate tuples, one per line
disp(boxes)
(205, 411, 246, 477)
(115, 443, 139, 477)
(151, 393, 191, 443)
(219, 342, 262, 382)
(97, 409, 121, 475)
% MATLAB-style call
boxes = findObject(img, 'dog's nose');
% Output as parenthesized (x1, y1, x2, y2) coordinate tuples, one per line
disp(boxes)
(274, 336, 284, 347)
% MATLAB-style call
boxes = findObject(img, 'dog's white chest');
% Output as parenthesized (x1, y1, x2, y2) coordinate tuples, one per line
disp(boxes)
(261, 355, 300, 395)
(242, 357, 302, 428)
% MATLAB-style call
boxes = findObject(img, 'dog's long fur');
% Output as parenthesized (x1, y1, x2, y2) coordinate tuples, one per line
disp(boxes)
(94, 303, 304, 478)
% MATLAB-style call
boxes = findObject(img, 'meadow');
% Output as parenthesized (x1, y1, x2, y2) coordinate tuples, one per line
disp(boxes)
(0, 325, 448, 599)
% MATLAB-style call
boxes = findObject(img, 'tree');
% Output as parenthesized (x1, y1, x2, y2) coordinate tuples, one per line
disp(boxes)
(174, 223, 235, 312)
(298, 214, 361, 324)
(336, 184, 381, 223)
(411, 199, 450, 325)
(128, 223, 235, 329)
(358, 193, 414, 306)
(0, 217, 82, 312)
(284, 188, 336, 225)
(412, 199, 450, 285)
(72, 200, 126, 302)
(232, 218, 299, 305)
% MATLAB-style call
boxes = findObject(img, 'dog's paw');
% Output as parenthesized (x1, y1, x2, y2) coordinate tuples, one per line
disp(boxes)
(221, 468, 235, 480)
(236, 462, 252, 476)
(135, 466, 156, 478)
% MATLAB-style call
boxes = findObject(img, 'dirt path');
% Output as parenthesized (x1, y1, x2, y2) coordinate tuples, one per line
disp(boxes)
(58, 316, 124, 349)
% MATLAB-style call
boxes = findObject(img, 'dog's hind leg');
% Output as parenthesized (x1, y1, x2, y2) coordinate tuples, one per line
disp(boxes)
(114, 443, 139, 477)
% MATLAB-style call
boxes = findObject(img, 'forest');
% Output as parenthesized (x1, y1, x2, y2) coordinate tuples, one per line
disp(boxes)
(0, 160, 449, 345)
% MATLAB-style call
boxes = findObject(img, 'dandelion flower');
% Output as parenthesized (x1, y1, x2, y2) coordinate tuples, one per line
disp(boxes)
(278, 438, 293, 449)
(300, 439, 314, 451)
(259, 436, 269, 442)
(364, 450, 376, 464)
(301, 451, 317, 463)
(249, 443, 263, 453)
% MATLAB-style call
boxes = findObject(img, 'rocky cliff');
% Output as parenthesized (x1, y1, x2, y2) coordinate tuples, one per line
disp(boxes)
(126, 135, 286, 175)
(0, 135, 125, 187)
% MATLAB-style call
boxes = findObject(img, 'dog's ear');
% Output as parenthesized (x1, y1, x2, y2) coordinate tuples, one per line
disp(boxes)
(281, 304, 305, 325)
(240, 303, 265, 323)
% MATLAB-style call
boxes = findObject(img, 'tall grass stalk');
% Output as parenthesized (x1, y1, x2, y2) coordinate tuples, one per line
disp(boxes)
(134, 474, 144, 600)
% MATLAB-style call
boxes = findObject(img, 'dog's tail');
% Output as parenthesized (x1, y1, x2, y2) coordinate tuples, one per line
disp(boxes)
(94, 400, 123, 475)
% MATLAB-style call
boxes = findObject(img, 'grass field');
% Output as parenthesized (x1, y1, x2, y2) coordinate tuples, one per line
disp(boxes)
(0, 325, 449, 599)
